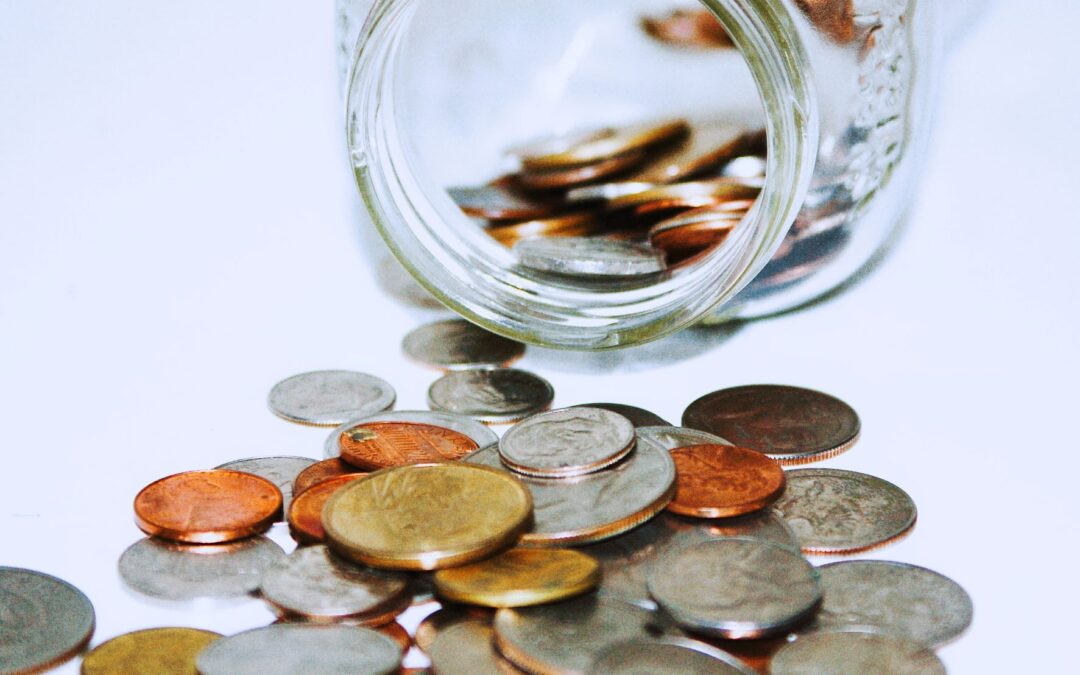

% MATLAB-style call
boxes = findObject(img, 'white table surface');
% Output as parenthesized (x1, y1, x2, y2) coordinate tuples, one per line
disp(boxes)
(2, 1, 1077, 673)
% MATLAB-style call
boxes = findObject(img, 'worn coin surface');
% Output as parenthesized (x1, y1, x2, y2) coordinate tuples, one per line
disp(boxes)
(770, 629, 946, 675)
(214, 456, 316, 518)
(195, 624, 401, 675)
(812, 561, 973, 647)
(519, 119, 689, 171)
(588, 638, 757, 674)
(681, 384, 860, 463)
(287, 473, 367, 545)
(575, 404, 671, 428)
(403, 319, 526, 371)
(324, 411, 499, 458)
(338, 421, 479, 470)
(81, 627, 220, 675)
(636, 425, 732, 450)
(0, 567, 95, 675)
(772, 468, 916, 554)
(648, 538, 821, 639)
(434, 548, 600, 608)
(466, 441, 675, 546)
(428, 369, 554, 424)
(415, 606, 495, 654)
(514, 237, 666, 277)
(268, 370, 396, 427)
(292, 458, 361, 496)
(668, 444, 786, 518)
(428, 621, 523, 675)
(498, 407, 635, 478)
(133, 470, 282, 544)
(448, 181, 564, 221)
(118, 535, 285, 600)
(323, 464, 533, 570)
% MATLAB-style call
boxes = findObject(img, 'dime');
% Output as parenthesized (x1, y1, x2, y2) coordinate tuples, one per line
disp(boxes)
(519, 119, 689, 171)
(268, 370, 395, 427)
(513, 237, 666, 277)
(323, 464, 533, 570)
(214, 456, 316, 518)
(681, 384, 860, 464)
(771, 468, 916, 554)
(338, 421, 479, 470)
(133, 470, 282, 544)
(80, 627, 220, 675)
(292, 458, 361, 496)
(287, 473, 367, 545)
(636, 425, 732, 451)
(118, 535, 285, 600)
(428, 621, 524, 675)
(195, 624, 400, 675)
(403, 319, 526, 371)
(498, 407, 635, 478)
(415, 606, 495, 654)
(0, 567, 95, 675)
(811, 561, 973, 647)
(428, 369, 554, 425)
(588, 638, 757, 674)
(647, 538, 821, 639)
(770, 629, 946, 675)
(486, 212, 608, 248)
(516, 149, 649, 190)
(573, 403, 671, 428)
(434, 548, 600, 608)
(324, 411, 498, 458)
(258, 545, 410, 623)
(667, 444, 786, 518)
(465, 441, 675, 546)
(448, 181, 563, 221)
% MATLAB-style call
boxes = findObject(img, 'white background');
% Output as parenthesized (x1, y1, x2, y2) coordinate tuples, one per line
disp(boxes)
(1, 1, 1078, 673)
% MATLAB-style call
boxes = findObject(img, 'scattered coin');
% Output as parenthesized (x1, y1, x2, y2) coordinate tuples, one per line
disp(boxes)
(214, 456, 316, 519)
(648, 538, 821, 639)
(588, 638, 757, 674)
(514, 237, 666, 277)
(415, 606, 495, 654)
(118, 535, 285, 601)
(667, 444, 786, 518)
(403, 319, 526, 371)
(0, 567, 95, 675)
(80, 627, 221, 675)
(434, 548, 600, 608)
(574, 403, 671, 428)
(519, 119, 689, 171)
(287, 473, 367, 545)
(498, 407, 635, 478)
(428, 368, 554, 424)
(324, 411, 499, 458)
(771, 468, 917, 554)
(292, 458, 361, 496)
(770, 629, 946, 675)
(338, 421, 479, 470)
(428, 621, 524, 675)
(636, 425, 732, 450)
(268, 370, 396, 427)
(133, 470, 282, 544)
(195, 624, 401, 675)
(447, 181, 563, 221)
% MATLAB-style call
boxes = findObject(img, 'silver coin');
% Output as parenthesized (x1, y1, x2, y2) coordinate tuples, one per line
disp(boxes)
(118, 535, 285, 601)
(195, 624, 401, 675)
(214, 456, 316, 518)
(0, 567, 95, 674)
(573, 403, 671, 428)
(648, 538, 821, 639)
(498, 407, 635, 478)
(258, 545, 409, 621)
(588, 637, 757, 674)
(494, 595, 677, 675)
(636, 425, 732, 451)
(770, 629, 946, 675)
(268, 370, 396, 427)
(402, 319, 526, 371)
(323, 410, 498, 458)
(428, 368, 554, 425)
(428, 620, 524, 675)
(811, 560, 973, 647)
(771, 469, 917, 554)
(513, 237, 666, 277)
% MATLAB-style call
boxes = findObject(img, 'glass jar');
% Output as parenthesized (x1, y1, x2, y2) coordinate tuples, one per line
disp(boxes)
(338, 1, 963, 349)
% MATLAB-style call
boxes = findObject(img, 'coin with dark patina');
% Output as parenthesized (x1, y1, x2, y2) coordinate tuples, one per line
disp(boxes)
(428, 368, 554, 424)
(338, 421, 479, 470)
(81, 627, 221, 675)
(287, 473, 368, 545)
(403, 319, 526, 371)
(324, 411, 499, 458)
(498, 407, 635, 478)
(293, 458, 362, 496)
(195, 624, 401, 675)
(0, 567, 95, 675)
(428, 621, 524, 675)
(668, 444, 786, 518)
(681, 384, 860, 463)
(574, 403, 671, 428)
(268, 370, 396, 427)
(214, 456, 316, 519)
(771, 629, 946, 675)
(588, 638, 756, 674)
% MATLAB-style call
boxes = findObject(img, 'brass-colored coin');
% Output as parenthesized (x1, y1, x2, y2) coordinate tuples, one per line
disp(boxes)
(415, 606, 495, 654)
(434, 548, 600, 608)
(610, 178, 762, 215)
(641, 8, 735, 49)
(338, 421, 479, 470)
(448, 179, 564, 221)
(515, 149, 649, 190)
(293, 458, 362, 496)
(649, 210, 743, 261)
(520, 119, 689, 171)
(81, 627, 220, 675)
(323, 464, 533, 571)
(287, 473, 368, 545)
(486, 212, 608, 248)
(667, 444, 786, 518)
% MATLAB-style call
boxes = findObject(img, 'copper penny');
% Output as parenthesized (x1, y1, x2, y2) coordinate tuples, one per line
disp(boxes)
(486, 212, 607, 248)
(133, 470, 282, 544)
(293, 458, 362, 496)
(633, 122, 750, 184)
(287, 473, 367, 545)
(609, 178, 762, 213)
(649, 210, 743, 261)
(519, 119, 688, 171)
(448, 179, 563, 221)
(642, 9, 734, 49)
(667, 444, 786, 518)
(515, 149, 649, 190)
(338, 421, 479, 470)
(795, 0, 857, 44)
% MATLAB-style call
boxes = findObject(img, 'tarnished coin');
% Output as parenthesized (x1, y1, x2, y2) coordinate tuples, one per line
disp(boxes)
(268, 370, 395, 427)
(403, 319, 526, 371)
(323, 464, 533, 570)
(287, 473, 367, 545)
(812, 561, 973, 647)
(428, 621, 523, 675)
(214, 456, 316, 518)
(516, 149, 649, 190)
(519, 119, 689, 171)
(499, 407, 635, 478)
(118, 535, 285, 600)
(636, 425, 732, 451)
(195, 624, 400, 675)
(574, 403, 671, 428)
(486, 212, 608, 248)
(133, 470, 282, 544)
(434, 548, 600, 608)
(513, 237, 666, 278)
(415, 606, 495, 654)
(681, 385, 860, 464)
(772, 469, 916, 554)
(324, 411, 498, 458)
(81, 627, 220, 674)
(428, 369, 554, 425)
(293, 458, 361, 496)
(466, 441, 675, 545)
(259, 545, 410, 622)
(648, 538, 821, 639)
(770, 629, 946, 675)
(338, 421, 479, 470)
(0, 567, 95, 674)
(448, 180, 563, 221)
(588, 638, 756, 674)
(668, 445, 786, 518)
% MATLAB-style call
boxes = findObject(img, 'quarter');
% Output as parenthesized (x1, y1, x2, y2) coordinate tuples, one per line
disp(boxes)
(268, 370, 395, 427)
(434, 548, 600, 608)
(770, 629, 946, 675)
(498, 407, 635, 478)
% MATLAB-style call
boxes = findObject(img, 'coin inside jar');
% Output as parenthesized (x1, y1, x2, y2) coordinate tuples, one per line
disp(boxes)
(337, 421, 479, 470)
(485, 212, 608, 248)
(214, 456, 316, 519)
(447, 179, 565, 221)
(0, 567, 95, 675)
(287, 473, 368, 545)
(434, 548, 600, 608)
(513, 237, 666, 278)
(292, 458, 362, 496)
(427, 368, 554, 425)
(515, 148, 650, 190)
(498, 407, 636, 478)
(195, 624, 401, 675)
(402, 319, 526, 371)
(81, 627, 221, 675)
(667, 444, 786, 518)
(770, 629, 946, 675)
(518, 119, 689, 171)
(268, 370, 396, 427)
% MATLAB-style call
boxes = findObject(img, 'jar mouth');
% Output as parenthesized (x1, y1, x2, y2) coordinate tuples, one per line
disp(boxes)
(348, 0, 818, 349)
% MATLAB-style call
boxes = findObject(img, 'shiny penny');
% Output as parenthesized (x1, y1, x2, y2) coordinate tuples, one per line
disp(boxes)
(771, 629, 946, 675)
(268, 370, 395, 427)
(448, 181, 563, 221)
(0, 567, 95, 675)
(324, 410, 498, 458)
(415, 606, 495, 654)
(428, 621, 524, 675)
(514, 236, 666, 277)
(133, 470, 282, 544)
(287, 473, 367, 545)
(498, 406, 635, 478)
(428, 368, 554, 425)
(434, 548, 600, 608)
(292, 458, 361, 496)
(402, 319, 526, 371)
(214, 456, 316, 519)
(80, 627, 220, 675)
(338, 421, 479, 470)
(519, 119, 689, 171)
(667, 444, 786, 518)
(588, 638, 757, 675)
(195, 624, 400, 675)
(574, 403, 671, 428)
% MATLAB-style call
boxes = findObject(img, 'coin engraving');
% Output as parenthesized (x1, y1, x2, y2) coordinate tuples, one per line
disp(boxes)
(214, 456, 316, 518)
(498, 407, 635, 478)
(339, 421, 479, 470)
(268, 370, 396, 427)
(428, 369, 554, 424)
(324, 411, 498, 458)
(668, 444, 786, 518)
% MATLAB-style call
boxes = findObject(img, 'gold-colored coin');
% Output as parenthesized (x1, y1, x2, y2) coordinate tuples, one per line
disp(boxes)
(434, 548, 600, 608)
(322, 464, 533, 571)
(520, 119, 689, 171)
(80, 627, 221, 675)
